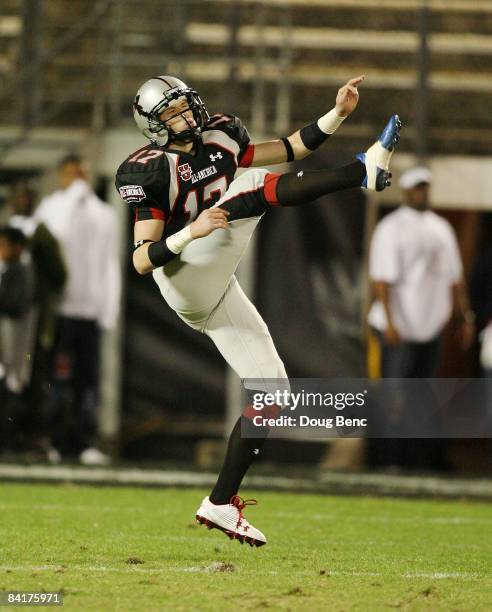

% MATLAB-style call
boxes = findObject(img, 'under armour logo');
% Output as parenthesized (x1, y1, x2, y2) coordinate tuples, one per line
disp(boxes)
(297, 170, 304, 178)
(253, 449, 259, 455)
(209, 152, 223, 162)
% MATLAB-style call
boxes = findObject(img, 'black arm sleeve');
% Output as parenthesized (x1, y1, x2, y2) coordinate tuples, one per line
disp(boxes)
(299, 122, 330, 151)
(147, 240, 178, 267)
(133, 237, 178, 270)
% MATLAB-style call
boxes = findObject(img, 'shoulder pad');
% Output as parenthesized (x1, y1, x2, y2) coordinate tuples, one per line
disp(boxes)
(117, 145, 169, 176)
(204, 114, 250, 151)
(115, 147, 170, 208)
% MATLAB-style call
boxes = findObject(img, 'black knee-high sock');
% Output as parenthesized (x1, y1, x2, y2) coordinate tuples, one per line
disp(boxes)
(272, 160, 366, 207)
(209, 416, 268, 505)
(217, 161, 366, 221)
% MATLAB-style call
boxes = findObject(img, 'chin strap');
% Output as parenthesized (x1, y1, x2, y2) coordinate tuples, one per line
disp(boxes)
(168, 126, 202, 145)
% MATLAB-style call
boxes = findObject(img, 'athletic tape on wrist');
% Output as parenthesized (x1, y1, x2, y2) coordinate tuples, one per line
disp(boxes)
(317, 107, 346, 134)
(166, 225, 193, 254)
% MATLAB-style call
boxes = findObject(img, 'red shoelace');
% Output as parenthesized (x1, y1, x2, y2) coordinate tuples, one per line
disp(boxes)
(230, 495, 257, 529)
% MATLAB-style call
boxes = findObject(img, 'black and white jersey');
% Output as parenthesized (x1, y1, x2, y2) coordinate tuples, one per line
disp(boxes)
(115, 114, 254, 238)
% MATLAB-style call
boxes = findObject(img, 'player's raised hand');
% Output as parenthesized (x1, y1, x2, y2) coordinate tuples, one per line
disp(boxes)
(335, 75, 365, 117)
(190, 207, 230, 238)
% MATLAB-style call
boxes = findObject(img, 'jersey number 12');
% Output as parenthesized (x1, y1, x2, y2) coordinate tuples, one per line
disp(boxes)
(182, 175, 228, 224)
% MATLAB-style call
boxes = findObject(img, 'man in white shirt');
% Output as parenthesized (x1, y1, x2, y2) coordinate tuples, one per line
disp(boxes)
(368, 166, 474, 378)
(36, 155, 121, 464)
(367, 166, 474, 469)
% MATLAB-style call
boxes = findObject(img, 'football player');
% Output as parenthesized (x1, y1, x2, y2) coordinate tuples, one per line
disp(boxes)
(116, 75, 401, 547)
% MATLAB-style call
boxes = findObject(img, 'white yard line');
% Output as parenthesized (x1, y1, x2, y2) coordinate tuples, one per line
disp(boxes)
(0, 565, 486, 579)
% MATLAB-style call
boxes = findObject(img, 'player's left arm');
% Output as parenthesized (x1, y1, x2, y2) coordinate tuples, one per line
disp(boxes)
(246, 75, 364, 167)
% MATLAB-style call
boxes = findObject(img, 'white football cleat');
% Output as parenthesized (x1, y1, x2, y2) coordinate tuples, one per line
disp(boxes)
(196, 495, 267, 547)
(357, 114, 401, 191)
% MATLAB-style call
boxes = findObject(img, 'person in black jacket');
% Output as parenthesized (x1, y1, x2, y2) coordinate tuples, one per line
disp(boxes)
(0, 226, 34, 453)
(9, 181, 67, 458)
(0, 226, 32, 316)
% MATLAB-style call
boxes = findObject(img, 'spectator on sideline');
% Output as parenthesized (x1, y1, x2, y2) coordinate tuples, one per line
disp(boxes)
(8, 180, 67, 458)
(0, 226, 35, 454)
(367, 166, 474, 468)
(36, 155, 121, 465)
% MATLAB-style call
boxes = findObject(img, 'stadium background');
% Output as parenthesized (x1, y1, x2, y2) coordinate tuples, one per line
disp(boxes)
(1, 0, 491, 473)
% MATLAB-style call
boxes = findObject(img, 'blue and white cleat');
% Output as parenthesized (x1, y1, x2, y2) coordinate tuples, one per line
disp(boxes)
(356, 114, 401, 191)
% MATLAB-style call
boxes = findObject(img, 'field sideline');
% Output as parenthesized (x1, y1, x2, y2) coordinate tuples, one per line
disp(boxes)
(1, 483, 491, 610)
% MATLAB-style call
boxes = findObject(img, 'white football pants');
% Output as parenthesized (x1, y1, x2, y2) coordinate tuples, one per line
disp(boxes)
(152, 168, 288, 381)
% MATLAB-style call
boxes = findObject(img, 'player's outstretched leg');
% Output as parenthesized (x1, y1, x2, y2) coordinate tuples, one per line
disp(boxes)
(196, 494, 267, 547)
(213, 116, 401, 222)
(261, 114, 402, 207)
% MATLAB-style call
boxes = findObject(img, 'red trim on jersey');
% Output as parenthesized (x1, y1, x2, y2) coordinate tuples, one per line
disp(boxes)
(150, 208, 165, 221)
(218, 172, 280, 208)
(135, 208, 165, 222)
(263, 172, 281, 206)
(238, 144, 255, 168)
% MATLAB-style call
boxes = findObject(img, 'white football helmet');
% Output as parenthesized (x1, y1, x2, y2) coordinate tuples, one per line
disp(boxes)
(133, 76, 209, 146)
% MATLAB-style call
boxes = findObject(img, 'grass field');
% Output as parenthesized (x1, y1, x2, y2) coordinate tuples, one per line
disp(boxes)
(1, 483, 491, 611)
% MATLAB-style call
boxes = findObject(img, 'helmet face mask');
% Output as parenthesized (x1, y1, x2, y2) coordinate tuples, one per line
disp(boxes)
(133, 76, 210, 146)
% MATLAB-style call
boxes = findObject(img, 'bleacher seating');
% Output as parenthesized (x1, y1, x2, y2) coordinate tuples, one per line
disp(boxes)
(1, 0, 491, 154)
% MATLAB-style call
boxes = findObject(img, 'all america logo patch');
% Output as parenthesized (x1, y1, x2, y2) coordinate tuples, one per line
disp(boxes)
(119, 185, 146, 202)
(178, 163, 192, 182)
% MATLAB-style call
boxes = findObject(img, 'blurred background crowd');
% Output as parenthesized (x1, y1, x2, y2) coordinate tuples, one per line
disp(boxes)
(0, 0, 491, 474)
